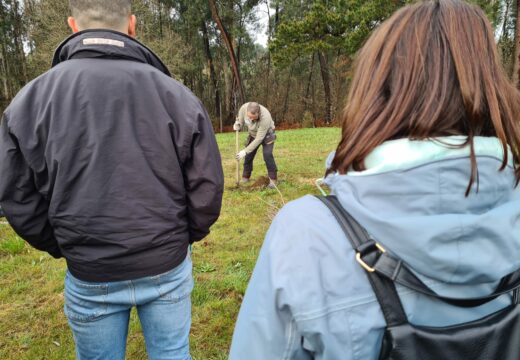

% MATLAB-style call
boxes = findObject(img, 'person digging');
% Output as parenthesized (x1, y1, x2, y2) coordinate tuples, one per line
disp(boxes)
(234, 102, 278, 188)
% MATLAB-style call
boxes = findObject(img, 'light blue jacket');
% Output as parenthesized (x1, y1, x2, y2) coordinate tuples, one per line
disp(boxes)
(229, 137, 520, 360)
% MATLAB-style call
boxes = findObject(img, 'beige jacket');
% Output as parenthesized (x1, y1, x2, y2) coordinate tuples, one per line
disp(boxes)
(236, 103, 275, 154)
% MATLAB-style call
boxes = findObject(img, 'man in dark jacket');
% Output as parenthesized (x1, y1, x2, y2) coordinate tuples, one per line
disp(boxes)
(0, 0, 224, 358)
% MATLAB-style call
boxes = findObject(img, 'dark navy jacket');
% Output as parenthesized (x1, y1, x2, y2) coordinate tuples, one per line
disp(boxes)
(0, 30, 224, 282)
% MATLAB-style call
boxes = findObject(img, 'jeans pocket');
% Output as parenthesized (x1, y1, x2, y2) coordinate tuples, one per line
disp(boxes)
(152, 257, 194, 303)
(64, 272, 108, 323)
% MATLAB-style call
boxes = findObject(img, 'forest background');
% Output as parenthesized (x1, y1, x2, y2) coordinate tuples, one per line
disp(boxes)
(3, 1, 520, 358)
(2, 0, 520, 130)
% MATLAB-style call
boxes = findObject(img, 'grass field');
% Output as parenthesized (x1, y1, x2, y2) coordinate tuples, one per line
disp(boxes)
(0, 127, 340, 360)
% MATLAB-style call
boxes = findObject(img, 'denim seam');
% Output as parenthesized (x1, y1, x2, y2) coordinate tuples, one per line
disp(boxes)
(68, 273, 108, 290)
(155, 275, 193, 303)
(165, 290, 192, 304)
(129, 280, 137, 306)
(64, 281, 108, 323)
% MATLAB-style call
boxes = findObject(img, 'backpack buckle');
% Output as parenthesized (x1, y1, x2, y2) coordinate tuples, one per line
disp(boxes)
(356, 242, 386, 273)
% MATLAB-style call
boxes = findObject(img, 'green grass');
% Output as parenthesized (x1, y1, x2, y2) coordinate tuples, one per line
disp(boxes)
(0, 127, 340, 359)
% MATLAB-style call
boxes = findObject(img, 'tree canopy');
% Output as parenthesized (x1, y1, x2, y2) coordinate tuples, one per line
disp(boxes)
(0, 0, 517, 126)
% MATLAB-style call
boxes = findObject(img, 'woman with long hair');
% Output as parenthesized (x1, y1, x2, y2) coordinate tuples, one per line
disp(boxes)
(229, 0, 520, 358)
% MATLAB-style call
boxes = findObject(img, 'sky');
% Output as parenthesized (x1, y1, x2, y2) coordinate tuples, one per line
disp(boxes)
(251, 1, 270, 47)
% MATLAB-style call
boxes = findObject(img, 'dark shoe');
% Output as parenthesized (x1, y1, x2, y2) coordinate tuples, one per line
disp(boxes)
(0, 206, 4, 218)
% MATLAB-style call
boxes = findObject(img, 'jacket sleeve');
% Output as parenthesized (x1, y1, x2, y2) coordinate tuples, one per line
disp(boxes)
(229, 208, 308, 359)
(0, 114, 62, 258)
(182, 104, 224, 243)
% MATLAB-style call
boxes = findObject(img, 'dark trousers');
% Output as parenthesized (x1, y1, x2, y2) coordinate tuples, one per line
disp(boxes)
(243, 136, 278, 180)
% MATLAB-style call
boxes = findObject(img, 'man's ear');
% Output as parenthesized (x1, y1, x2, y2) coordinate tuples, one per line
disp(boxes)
(68, 17, 80, 33)
(128, 15, 137, 37)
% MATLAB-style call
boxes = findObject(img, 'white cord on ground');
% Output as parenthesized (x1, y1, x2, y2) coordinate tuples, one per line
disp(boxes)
(315, 178, 328, 196)
(271, 181, 286, 205)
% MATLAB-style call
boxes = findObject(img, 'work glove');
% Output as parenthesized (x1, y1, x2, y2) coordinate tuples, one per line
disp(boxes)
(233, 122, 241, 131)
(236, 150, 247, 160)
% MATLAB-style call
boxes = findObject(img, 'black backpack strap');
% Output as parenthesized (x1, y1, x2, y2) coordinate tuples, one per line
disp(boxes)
(316, 195, 408, 326)
(316, 195, 520, 308)
(372, 252, 520, 307)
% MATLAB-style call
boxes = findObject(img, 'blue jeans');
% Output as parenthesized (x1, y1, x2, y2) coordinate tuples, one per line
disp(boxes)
(64, 253, 193, 360)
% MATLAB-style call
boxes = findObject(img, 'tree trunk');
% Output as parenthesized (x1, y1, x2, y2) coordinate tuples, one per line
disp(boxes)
(208, 0, 245, 106)
(281, 65, 295, 123)
(224, 62, 235, 123)
(318, 51, 332, 123)
(275, 2, 279, 31)
(158, 2, 163, 38)
(0, 47, 10, 101)
(304, 53, 315, 110)
(219, 99, 223, 133)
(268, 1, 281, 120)
(201, 19, 221, 119)
(0, 29, 11, 101)
(13, 0, 27, 83)
(503, 0, 512, 41)
(513, 0, 520, 87)
(237, 38, 241, 74)
(264, 0, 271, 107)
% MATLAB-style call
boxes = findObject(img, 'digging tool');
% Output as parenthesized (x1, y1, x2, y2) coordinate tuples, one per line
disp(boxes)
(236, 129, 240, 186)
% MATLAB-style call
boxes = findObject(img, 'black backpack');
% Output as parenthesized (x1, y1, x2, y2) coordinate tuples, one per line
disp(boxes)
(316, 195, 520, 360)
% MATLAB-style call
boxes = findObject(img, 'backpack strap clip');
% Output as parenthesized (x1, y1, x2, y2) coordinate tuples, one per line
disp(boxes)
(356, 241, 386, 273)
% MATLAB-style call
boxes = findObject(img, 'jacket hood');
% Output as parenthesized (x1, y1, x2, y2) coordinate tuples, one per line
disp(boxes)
(324, 137, 520, 286)
(52, 29, 171, 76)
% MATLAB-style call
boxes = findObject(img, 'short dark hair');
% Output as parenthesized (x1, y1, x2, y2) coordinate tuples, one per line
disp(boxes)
(69, 0, 131, 30)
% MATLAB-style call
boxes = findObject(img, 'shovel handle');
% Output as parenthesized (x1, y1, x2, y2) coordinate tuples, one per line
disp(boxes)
(236, 130, 240, 185)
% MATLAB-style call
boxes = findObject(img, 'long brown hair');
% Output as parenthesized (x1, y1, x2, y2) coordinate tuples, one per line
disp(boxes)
(329, 0, 520, 194)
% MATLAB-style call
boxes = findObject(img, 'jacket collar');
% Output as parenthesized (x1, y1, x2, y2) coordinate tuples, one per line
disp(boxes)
(324, 137, 520, 285)
(52, 29, 171, 76)
(325, 136, 513, 178)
